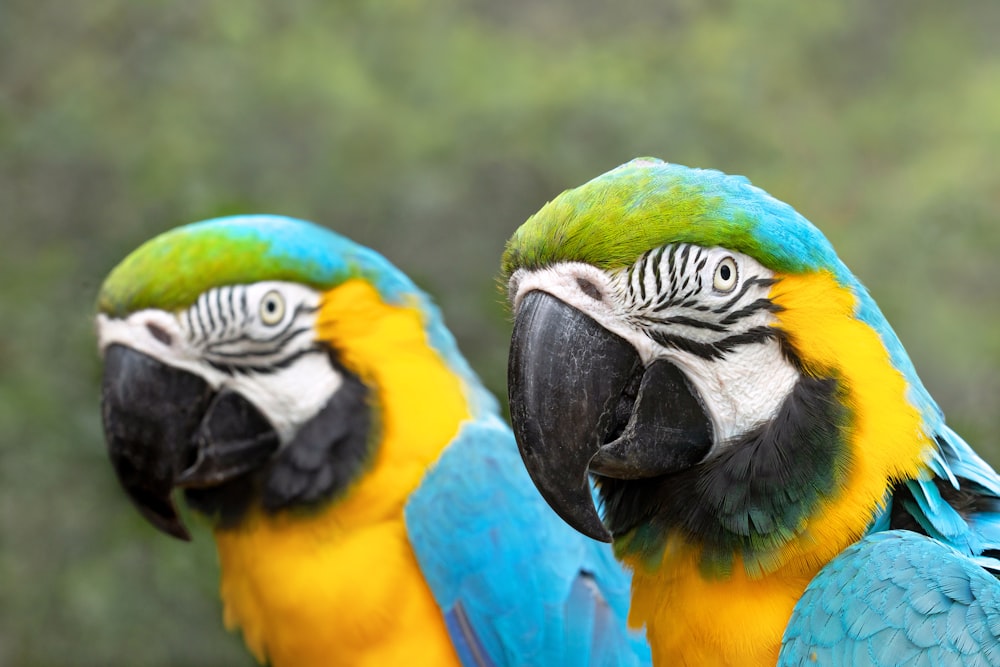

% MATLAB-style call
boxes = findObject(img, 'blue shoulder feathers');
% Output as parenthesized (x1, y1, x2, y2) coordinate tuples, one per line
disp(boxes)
(406, 414, 651, 667)
(781, 530, 1000, 666)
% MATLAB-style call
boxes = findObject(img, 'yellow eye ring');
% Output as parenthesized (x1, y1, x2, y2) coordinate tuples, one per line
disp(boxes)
(713, 257, 738, 293)
(259, 290, 286, 325)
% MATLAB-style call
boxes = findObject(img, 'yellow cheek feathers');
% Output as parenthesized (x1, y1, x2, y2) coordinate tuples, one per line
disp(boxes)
(315, 279, 473, 487)
(769, 270, 932, 567)
(211, 279, 472, 667)
(624, 270, 934, 666)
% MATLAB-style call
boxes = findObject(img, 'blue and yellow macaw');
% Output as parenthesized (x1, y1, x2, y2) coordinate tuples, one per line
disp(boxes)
(502, 158, 1000, 665)
(96, 215, 651, 667)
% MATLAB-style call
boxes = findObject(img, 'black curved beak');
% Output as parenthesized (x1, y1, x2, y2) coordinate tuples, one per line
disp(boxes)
(100, 344, 280, 540)
(507, 291, 713, 543)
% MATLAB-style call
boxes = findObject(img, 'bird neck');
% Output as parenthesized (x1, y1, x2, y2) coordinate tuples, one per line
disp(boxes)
(616, 270, 934, 664)
(312, 278, 476, 524)
(211, 279, 472, 665)
(767, 270, 932, 563)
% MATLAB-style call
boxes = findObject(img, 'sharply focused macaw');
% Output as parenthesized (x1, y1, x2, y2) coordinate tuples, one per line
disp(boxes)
(502, 158, 1000, 665)
(95, 215, 651, 667)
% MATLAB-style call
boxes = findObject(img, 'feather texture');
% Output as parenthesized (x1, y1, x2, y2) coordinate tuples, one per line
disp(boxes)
(407, 414, 651, 666)
(781, 530, 1000, 666)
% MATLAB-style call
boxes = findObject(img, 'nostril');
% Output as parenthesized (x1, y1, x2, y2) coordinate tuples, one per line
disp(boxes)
(146, 323, 173, 346)
(576, 278, 603, 301)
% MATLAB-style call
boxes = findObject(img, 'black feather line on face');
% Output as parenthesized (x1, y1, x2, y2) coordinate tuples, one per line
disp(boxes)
(599, 372, 852, 576)
(205, 345, 325, 376)
(719, 298, 784, 325)
(648, 326, 784, 361)
(713, 277, 779, 314)
(185, 347, 377, 525)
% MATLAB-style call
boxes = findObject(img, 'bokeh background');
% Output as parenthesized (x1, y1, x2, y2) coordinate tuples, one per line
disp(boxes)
(2, 1, 999, 664)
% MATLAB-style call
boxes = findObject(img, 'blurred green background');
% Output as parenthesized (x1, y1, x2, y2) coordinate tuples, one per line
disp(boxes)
(2, 0, 998, 664)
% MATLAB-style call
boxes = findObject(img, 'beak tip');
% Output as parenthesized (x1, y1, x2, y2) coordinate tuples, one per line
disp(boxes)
(551, 497, 612, 542)
(586, 523, 614, 544)
(156, 512, 193, 542)
(535, 477, 614, 544)
(171, 526, 193, 542)
(132, 494, 193, 541)
(570, 507, 613, 544)
(160, 520, 193, 542)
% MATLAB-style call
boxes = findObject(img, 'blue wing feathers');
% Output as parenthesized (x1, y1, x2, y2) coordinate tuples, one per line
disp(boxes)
(781, 531, 1000, 666)
(406, 415, 650, 666)
(563, 575, 599, 663)
(445, 604, 497, 667)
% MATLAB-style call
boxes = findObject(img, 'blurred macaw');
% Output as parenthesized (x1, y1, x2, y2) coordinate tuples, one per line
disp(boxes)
(96, 215, 651, 667)
(502, 158, 1000, 665)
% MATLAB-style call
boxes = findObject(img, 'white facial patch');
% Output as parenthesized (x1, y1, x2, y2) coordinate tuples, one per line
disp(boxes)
(97, 281, 341, 442)
(509, 263, 662, 364)
(675, 336, 800, 447)
(228, 353, 341, 442)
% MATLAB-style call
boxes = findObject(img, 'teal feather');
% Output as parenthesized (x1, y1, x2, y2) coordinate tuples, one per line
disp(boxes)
(781, 531, 1000, 666)
(407, 415, 651, 666)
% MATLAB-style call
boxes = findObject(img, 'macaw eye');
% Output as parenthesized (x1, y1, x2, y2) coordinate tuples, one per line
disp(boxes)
(713, 257, 738, 293)
(259, 290, 286, 325)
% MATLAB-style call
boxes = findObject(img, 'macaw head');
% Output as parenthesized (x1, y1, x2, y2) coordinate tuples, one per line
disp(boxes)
(503, 158, 938, 574)
(97, 215, 483, 540)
